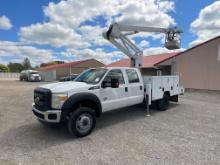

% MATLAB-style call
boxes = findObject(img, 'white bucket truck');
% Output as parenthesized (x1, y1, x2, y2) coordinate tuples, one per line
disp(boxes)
(32, 23, 184, 137)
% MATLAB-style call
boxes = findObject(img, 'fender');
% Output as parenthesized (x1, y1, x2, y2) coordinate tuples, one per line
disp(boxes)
(61, 92, 102, 121)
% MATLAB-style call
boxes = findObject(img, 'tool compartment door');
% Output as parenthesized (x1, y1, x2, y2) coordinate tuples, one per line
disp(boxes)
(172, 76, 180, 95)
(143, 76, 164, 101)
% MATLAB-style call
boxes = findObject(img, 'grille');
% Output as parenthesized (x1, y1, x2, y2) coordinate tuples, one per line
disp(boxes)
(33, 77, 40, 81)
(34, 87, 51, 111)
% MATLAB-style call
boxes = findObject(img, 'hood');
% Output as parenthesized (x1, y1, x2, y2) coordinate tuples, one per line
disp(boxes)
(31, 74, 40, 77)
(40, 81, 92, 93)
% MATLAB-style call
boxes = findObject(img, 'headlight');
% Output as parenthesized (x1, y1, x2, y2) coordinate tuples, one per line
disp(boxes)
(51, 93, 68, 109)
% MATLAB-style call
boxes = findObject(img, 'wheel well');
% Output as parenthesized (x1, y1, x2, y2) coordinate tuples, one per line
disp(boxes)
(71, 100, 101, 117)
(164, 91, 170, 97)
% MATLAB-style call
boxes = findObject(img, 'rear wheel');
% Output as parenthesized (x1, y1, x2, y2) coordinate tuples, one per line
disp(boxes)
(67, 107, 96, 137)
(157, 93, 170, 111)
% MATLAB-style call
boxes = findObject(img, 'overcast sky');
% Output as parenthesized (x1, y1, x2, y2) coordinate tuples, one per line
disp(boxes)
(0, 0, 219, 66)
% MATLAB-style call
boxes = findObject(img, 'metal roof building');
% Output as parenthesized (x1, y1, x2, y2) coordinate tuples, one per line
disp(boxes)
(108, 35, 220, 91)
(38, 58, 105, 81)
(108, 52, 179, 68)
(108, 52, 179, 76)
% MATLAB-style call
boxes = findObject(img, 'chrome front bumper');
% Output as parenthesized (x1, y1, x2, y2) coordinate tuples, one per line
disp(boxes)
(32, 104, 61, 123)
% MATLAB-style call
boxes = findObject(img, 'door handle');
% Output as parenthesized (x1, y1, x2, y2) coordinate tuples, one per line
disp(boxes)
(140, 85, 143, 90)
(125, 87, 128, 92)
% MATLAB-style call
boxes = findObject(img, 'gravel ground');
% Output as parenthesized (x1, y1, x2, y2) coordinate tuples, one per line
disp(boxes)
(0, 80, 220, 165)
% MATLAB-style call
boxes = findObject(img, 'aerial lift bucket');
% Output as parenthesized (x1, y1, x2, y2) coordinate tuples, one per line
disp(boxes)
(165, 31, 181, 50)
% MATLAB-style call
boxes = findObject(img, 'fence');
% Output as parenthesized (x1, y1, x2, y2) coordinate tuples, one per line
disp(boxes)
(0, 73, 20, 80)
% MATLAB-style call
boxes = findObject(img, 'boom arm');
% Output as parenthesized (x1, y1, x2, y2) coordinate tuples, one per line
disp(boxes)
(103, 23, 182, 68)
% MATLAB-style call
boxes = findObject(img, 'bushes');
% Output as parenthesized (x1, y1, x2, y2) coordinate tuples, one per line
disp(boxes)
(0, 64, 10, 72)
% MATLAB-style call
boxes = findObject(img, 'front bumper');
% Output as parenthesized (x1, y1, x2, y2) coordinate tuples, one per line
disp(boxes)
(32, 103, 61, 123)
(30, 77, 41, 82)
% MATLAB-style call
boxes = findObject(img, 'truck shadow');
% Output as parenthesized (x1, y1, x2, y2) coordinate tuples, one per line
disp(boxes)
(96, 103, 178, 130)
(0, 103, 178, 153)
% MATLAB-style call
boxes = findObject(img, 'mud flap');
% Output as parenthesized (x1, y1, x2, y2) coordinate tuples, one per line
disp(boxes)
(170, 95, 178, 102)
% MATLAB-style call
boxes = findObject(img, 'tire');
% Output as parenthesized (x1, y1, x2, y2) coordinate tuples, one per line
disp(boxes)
(157, 93, 170, 111)
(67, 107, 96, 137)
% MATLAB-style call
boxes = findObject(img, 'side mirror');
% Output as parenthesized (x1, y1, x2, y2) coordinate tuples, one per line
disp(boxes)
(111, 78, 119, 88)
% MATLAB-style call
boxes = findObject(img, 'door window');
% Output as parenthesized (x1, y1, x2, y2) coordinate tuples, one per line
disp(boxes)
(126, 69, 140, 83)
(103, 69, 125, 84)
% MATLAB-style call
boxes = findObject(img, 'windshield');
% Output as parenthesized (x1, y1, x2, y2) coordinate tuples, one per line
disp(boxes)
(30, 71, 38, 75)
(74, 68, 107, 84)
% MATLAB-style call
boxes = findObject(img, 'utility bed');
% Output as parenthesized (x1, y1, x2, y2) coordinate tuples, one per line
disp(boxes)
(143, 75, 184, 104)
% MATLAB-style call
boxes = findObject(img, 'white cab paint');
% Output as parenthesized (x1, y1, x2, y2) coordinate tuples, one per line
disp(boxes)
(39, 67, 184, 113)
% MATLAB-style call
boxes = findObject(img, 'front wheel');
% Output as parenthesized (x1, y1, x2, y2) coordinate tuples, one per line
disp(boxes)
(67, 107, 96, 137)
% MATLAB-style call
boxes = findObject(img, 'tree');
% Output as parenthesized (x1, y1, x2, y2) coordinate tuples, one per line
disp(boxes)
(32, 65, 39, 70)
(8, 63, 24, 72)
(0, 64, 9, 72)
(22, 58, 32, 70)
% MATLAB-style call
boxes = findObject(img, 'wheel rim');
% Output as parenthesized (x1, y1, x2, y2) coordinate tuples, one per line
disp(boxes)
(75, 113, 92, 134)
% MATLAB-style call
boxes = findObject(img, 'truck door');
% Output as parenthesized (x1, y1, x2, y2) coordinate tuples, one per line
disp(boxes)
(99, 69, 129, 112)
(125, 69, 144, 105)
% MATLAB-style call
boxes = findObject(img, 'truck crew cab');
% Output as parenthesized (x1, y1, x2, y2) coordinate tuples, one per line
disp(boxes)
(32, 22, 184, 137)
(33, 67, 184, 137)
